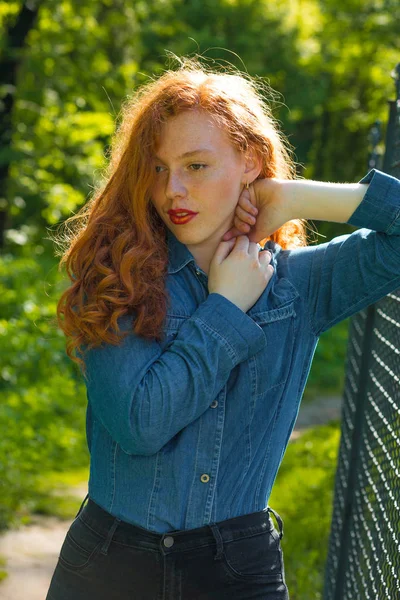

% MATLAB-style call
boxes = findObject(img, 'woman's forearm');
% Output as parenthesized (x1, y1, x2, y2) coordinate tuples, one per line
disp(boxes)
(286, 179, 369, 223)
(223, 177, 372, 243)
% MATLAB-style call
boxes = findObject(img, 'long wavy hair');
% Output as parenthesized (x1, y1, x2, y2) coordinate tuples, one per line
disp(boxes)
(54, 57, 308, 377)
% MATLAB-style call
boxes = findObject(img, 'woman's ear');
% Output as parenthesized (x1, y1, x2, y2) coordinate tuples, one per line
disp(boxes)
(243, 149, 262, 184)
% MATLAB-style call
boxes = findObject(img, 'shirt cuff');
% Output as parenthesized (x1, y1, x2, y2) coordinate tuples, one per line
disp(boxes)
(194, 293, 266, 363)
(346, 168, 400, 233)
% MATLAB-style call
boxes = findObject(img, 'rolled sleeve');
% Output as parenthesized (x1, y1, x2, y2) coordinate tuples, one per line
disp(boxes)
(194, 292, 267, 364)
(284, 169, 400, 336)
(347, 169, 400, 234)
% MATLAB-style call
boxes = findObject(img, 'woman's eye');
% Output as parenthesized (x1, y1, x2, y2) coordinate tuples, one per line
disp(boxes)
(155, 164, 206, 174)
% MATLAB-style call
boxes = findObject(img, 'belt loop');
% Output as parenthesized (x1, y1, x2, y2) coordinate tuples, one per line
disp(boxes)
(100, 518, 121, 555)
(209, 523, 224, 561)
(268, 506, 284, 540)
(75, 493, 89, 519)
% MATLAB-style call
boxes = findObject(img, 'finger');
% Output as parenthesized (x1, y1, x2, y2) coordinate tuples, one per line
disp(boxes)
(222, 226, 244, 241)
(235, 204, 257, 226)
(213, 238, 236, 263)
(247, 184, 259, 214)
(258, 249, 272, 262)
(248, 241, 262, 259)
(222, 230, 234, 241)
(233, 216, 251, 233)
(259, 250, 273, 270)
(238, 190, 258, 216)
(232, 234, 250, 251)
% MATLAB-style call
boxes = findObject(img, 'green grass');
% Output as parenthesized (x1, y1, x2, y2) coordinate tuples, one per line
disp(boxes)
(269, 420, 341, 600)
(36, 467, 89, 489)
(1, 467, 90, 528)
(0, 555, 7, 583)
(28, 467, 89, 521)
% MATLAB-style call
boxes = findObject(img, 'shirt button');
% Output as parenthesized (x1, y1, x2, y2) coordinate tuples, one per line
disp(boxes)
(195, 268, 201, 275)
(210, 400, 218, 408)
(163, 536, 174, 547)
(200, 474, 210, 483)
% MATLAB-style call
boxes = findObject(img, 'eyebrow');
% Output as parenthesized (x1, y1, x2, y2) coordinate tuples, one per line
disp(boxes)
(154, 148, 214, 161)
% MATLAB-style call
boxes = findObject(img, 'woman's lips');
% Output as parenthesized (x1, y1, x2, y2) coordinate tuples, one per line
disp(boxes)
(168, 213, 198, 225)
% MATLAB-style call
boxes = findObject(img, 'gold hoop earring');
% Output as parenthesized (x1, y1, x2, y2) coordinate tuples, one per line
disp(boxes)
(245, 182, 250, 190)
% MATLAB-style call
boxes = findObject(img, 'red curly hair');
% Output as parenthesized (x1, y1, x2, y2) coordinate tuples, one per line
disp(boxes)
(54, 57, 308, 377)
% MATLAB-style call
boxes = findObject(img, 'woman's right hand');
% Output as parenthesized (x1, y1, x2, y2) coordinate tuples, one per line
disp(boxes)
(208, 235, 274, 313)
(222, 179, 291, 244)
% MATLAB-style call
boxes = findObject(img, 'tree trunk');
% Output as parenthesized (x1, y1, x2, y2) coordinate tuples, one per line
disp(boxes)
(0, 0, 42, 250)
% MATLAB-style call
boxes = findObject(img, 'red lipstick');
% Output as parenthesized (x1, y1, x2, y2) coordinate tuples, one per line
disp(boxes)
(168, 209, 198, 225)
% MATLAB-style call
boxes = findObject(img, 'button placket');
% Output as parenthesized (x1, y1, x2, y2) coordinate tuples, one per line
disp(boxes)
(194, 265, 207, 278)
(184, 389, 225, 529)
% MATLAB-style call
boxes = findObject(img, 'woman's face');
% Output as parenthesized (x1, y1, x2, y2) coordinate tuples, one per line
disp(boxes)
(150, 109, 249, 248)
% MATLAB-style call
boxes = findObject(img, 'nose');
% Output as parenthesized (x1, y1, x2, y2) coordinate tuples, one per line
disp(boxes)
(165, 171, 187, 199)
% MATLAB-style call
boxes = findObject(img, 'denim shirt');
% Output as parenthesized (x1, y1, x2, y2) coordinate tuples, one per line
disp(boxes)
(82, 169, 400, 533)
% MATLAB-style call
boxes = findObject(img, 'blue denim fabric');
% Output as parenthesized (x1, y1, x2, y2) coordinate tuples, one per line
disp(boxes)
(81, 168, 400, 533)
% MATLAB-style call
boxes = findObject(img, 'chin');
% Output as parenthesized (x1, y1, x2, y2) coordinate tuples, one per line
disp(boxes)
(166, 217, 229, 244)
(172, 229, 204, 243)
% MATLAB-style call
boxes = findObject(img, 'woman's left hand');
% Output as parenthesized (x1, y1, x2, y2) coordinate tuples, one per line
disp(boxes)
(222, 178, 292, 244)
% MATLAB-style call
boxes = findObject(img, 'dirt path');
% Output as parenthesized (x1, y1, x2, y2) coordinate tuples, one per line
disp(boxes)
(0, 395, 342, 600)
(0, 483, 88, 600)
(289, 394, 342, 439)
(0, 515, 80, 600)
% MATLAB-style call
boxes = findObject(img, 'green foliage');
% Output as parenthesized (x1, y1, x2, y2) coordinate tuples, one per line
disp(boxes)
(0, 244, 89, 531)
(3, 0, 399, 236)
(0, 10, 396, 596)
(303, 318, 349, 402)
(270, 421, 341, 600)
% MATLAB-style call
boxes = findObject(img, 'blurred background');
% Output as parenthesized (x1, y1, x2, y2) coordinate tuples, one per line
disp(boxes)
(0, 0, 399, 598)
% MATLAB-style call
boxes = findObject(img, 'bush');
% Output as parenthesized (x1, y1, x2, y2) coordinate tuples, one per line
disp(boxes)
(0, 248, 89, 530)
(269, 421, 341, 600)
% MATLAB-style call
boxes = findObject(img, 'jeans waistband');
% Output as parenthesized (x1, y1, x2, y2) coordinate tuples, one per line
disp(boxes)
(75, 495, 282, 557)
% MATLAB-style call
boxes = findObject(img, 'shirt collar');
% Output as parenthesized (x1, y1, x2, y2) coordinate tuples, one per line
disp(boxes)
(166, 227, 266, 274)
(166, 227, 197, 274)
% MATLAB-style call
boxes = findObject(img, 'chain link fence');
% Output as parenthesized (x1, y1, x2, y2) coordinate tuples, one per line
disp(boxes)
(323, 64, 400, 600)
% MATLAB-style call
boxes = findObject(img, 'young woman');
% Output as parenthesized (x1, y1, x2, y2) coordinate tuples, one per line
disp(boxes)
(46, 58, 400, 599)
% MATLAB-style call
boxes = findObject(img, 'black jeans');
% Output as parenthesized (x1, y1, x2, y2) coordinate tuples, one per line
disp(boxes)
(46, 495, 289, 599)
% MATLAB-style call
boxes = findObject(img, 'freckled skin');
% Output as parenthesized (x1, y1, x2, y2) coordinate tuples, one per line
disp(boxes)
(150, 109, 252, 274)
